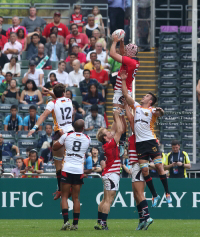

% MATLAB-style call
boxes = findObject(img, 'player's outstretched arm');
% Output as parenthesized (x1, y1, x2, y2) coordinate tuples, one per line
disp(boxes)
(121, 70, 135, 105)
(153, 107, 164, 117)
(53, 140, 63, 151)
(42, 87, 56, 99)
(122, 98, 135, 132)
(110, 34, 123, 63)
(113, 108, 124, 144)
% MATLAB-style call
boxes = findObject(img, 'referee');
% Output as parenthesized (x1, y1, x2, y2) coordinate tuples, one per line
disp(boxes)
(164, 140, 191, 178)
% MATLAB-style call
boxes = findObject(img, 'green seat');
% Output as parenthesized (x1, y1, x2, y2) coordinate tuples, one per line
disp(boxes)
(21, 51, 27, 60)
(73, 96, 82, 105)
(19, 60, 29, 69)
(13, 77, 23, 86)
(68, 87, 81, 96)
(50, 61, 58, 70)
(0, 104, 12, 114)
(21, 69, 28, 78)
(43, 70, 51, 78)
(43, 96, 47, 104)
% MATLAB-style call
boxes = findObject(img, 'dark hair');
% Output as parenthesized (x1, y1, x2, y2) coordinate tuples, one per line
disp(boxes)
(16, 28, 25, 39)
(53, 83, 66, 98)
(91, 104, 98, 112)
(90, 36, 96, 41)
(45, 124, 53, 129)
(50, 32, 57, 38)
(66, 89, 73, 99)
(49, 72, 57, 81)
(68, 37, 77, 55)
(11, 105, 18, 110)
(90, 52, 97, 57)
(31, 33, 40, 39)
(83, 69, 90, 75)
(10, 32, 17, 37)
(88, 83, 98, 99)
(0, 16, 3, 20)
(58, 60, 66, 65)
(50, 26, 58, 34)
(70, 24, 78, 30)
(171, 140, 180, 146)
(6, 72, 12, 77)
(94, 59, 101, 64)
(16, 157, 23, 162)
(29, 149, 38, 159)
(26, 147, 33, 153)
(34, 27, 41, 32)
(10, 55, 18, 63)
(30, 6, 36, 10)
(69, 53, 77, 57)
(74, 5, 81, 10)
(24, 79, 38, 91)
(10, 79, 17, 87)
(29, 105, 37, 111)
(148, 92, 157, 106)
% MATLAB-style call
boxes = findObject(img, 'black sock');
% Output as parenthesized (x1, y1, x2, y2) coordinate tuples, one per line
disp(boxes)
(159, 174, 170, 194)
(101, 213, 108, 226)
(136, 203, 144, 223)
(98, 211, 102, 224)
(119, 132, 126, 145)
(73, 213, 80, 225)
(144, 175, 157, 198)
(56, 170, 61, 191)
(62, 209, 69, 223)
(140, 200, 150, 221)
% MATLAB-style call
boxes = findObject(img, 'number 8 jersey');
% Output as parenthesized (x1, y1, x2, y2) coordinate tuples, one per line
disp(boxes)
(59, 132, 91, 174)
(46, 97, 74, 133)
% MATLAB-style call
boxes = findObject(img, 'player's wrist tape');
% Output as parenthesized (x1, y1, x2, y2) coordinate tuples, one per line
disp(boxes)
(32, 125, 38, 131)
(140, 163, 149, 169)
(154, 158, 162, 165)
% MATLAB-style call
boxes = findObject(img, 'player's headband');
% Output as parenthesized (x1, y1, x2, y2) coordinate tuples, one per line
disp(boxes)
(125, 43, 138, 57)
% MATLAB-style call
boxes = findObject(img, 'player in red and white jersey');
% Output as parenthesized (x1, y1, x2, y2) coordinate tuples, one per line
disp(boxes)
(28, 84, 74, 200)
(53, 119, 90, 231)
(94, 108, 124, 230)
(122, 98, 153, 230)
(110, 34, 140, 157)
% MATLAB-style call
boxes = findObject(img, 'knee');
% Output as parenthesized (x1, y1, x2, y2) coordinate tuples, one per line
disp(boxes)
(141, 167, 149, 176)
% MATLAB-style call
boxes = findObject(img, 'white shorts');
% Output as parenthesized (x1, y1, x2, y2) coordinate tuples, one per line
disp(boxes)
(131, 163, 145, 183)
(112, 90, 132, 105)
(102, 173, 120, 191)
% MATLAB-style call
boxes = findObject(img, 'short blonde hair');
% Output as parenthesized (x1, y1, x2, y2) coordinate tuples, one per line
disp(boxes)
(96, 127, 106, 143)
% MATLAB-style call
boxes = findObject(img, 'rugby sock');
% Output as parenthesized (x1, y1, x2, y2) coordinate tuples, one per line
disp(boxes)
(144, 175, 157, 198)
(73, 213, 80, 225)
(159, 174, 170, 194)
(101, 213, 108, 226)
(56, 170, 61, 191)
(140, 200, 150, 221)
(136, 203, 144, 223)
(98, 211, 102, 224)
(62, 209, 69, 223)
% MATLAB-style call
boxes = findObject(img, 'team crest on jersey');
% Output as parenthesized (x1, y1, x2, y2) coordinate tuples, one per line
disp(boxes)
(152, 147, 157, 152)
(61, 100, 66, 103)
(144, 112, 149, 116)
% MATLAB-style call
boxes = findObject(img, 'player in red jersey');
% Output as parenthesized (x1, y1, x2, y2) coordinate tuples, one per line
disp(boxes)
(94, 108, 124, 230)
(110, 34, 140, 156)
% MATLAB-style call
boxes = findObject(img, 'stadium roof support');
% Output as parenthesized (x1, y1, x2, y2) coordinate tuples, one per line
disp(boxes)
(192, 0, 197, 164)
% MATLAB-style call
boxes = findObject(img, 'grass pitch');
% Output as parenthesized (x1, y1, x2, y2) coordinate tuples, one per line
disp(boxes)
(1, 219, 200, 237)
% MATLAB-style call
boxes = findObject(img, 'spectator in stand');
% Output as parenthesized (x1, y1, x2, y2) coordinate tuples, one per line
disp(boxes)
(1, 79, 19, 105)
(83, 14, 101, 39)
(70, 5, 85, 33)
(66, 43, 86, 67)
(84, 52, 104, 71)
(84, 104, 106, 131)
(44, 33, 65, 61)
(108, 0, 125, 34)
(79, 69, 102, 97)
(2, 56, 21, 77)
(11, 157, 23, 178)
(164, 140, 191, 178)
(42, 12, 70, 40)
(40, 142, 53, 163)
(72, 104, 83, 127)
(65, 53, 78, 73)
(20, 79, 43, 105)
(37, 124, 53, 149)
(91, 147, 102, 174)
(47, 61, 69, 86)
(44, 72, 57, 90)
(3, 105, 23, 132)
(0, 68, 5, 84)
(6, 16, 28, 39)
(0, 16, 6, 36)
(67, 37, 76, 55)
(82, 84, 105, 105)
(22, 60, 44, 87)
(65, 89, 85, 116)
(0, 133, 20, 157)
(0, 51, 9, 70)
(43, 80, 59, 104)
(50, 26, 65, 45)
(26, 33, 40, 60)
(21, 149, 43, 177)
(65, 24, 89, 50)
(86, 42, 108, 67)
(2, 32, 22, 60)
(84, 151, 93, 176)
(21, 6, 46, 33)
(92, 6, 105, 33)
(0, 25, 7, 50)
(91, 60, 108, 88)
(16, 28, 27, 51)
(0, 72, 13, 96)
(92, 29, 106, 50)
(83, 36, 97, 55)
(68, 59, 84, 87)
(27, 27, 46, 46)
(31, 43, 51, 69)
(23, 105, 43, 131)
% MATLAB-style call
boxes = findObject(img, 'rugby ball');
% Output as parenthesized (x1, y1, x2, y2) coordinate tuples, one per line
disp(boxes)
(112, 29, 125, 40)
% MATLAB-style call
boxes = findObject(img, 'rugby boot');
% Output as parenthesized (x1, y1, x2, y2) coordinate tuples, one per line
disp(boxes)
(53, 190, 61, 200)
(94, 223, 102, 230)
(166, 193, 172, 204)
(70, 224, 78, 230)
(152, 195, 161, 207)
(143, 218, 154, 230)
(136, 221, 145, 230)
(60, 221, 70, 230)
(101, 225, 109, 230)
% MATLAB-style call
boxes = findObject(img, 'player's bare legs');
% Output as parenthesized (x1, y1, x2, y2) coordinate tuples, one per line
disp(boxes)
(61, 182, 71, 230)
(70, 184, 81, 230)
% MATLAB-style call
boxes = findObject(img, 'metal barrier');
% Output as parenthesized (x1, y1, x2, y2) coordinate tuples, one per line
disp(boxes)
(187, 171, 200, 179)
(185, 5, 200, 25)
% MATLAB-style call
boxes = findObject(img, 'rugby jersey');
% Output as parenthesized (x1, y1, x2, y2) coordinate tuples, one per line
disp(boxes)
(128, 134, 138, 165)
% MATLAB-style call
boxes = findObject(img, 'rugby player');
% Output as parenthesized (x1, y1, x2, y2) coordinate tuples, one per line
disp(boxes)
(27, 83, 74, 200)
(120, 70, 171, 207)
(95, 108, 124, 230)
(110, 34, 139, 156)
(122, 98, 153, 230)
(53, 119, 91, 231)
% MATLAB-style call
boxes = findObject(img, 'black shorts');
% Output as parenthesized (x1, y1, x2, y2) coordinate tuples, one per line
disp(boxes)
(136, 139, 161, 161)
(61, 171, 84, 185)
